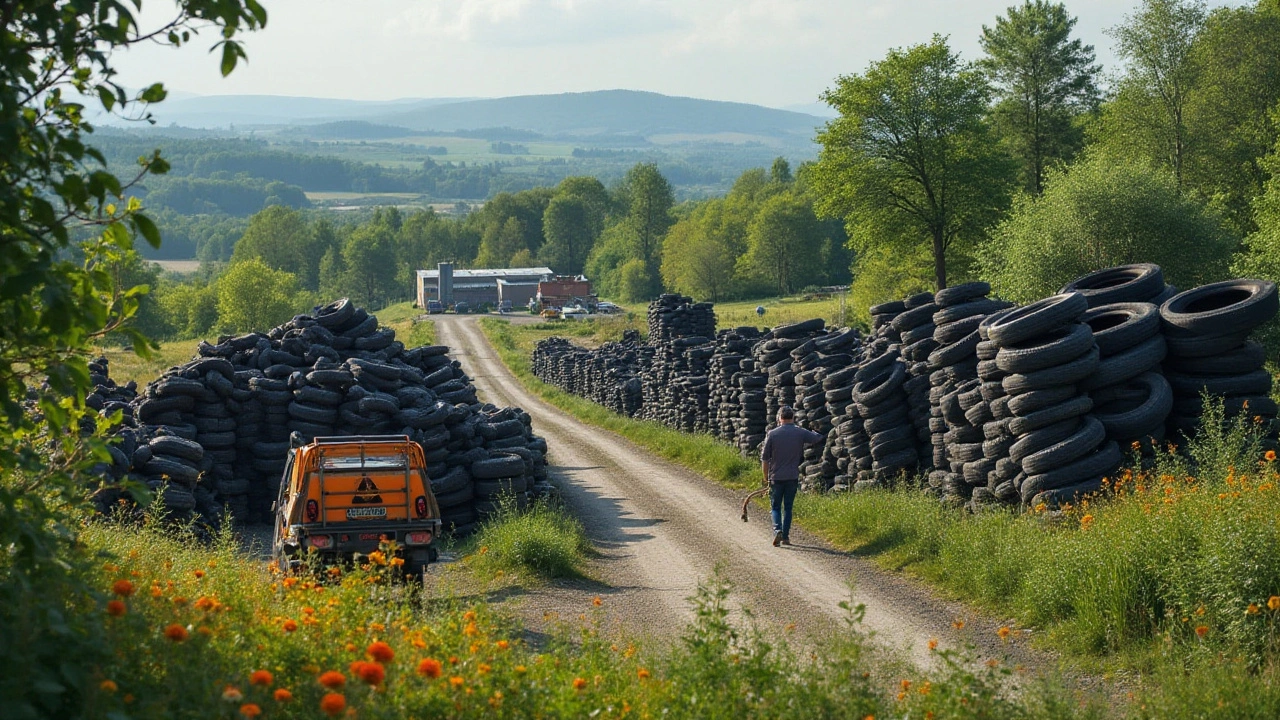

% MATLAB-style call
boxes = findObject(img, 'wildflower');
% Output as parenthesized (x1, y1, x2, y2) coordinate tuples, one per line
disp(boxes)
(319, 671, 346, 689)
(593, 596, 603, 607)
(250, 670, 273, 687)
(1271, 596, 1280, 612)
(346, 642, 357, 653)
(164, 624, 189, 642)
(496, 640, 510, 650)
(356, 662, 385, 686)
(303, 606, 315, 615)
(369, 622, 386, 633)
(1248, 604, 1261, 615)
(222, 686, 244, 702)
(282, 619, 298, 633)
(928, 638, 938, 651)
(463, 610, 476, 622)
(194, 596, 216, 611)
(368, 550, 387, 566)
(391, 557, 405, 567)
(986, 659, 1000, 668)
(449, 676, 464, 688)
(319, 692, 346, 717)
(1195, 625, 1209, 639)
(273, 688, 293, 703)
(150, 585, 162, 598)
(194, 570, 205, 579)
(239, 703, 262, 718)
(1080, 514, 1094, 530)
(918, 681, 931, 696)
(367, 641, 394, 663)
(100, 680, 118, 693)
(283, 577, 299, 589)
(106, 600, 126, 617)
(514, 665, 527, 674)
(417, 658, 443, 678)
(327, 567, 342, 578)
(952, 619, 965, 630)
(490, 690, 503, 708)
(572, 677, 587, 691)
(1267, 451, 1277, 463)
(1034, 503, 1046, 513)
(112, 580, 135, 597)
(1131, 441, 1141, 451)
(464, 621, 479, 637)
(172, 596, 188, 606)
(477, 663, 491, 675)
(900, 679, 911, 692)
(637, 668, 650, 680)
(997, 626, 1011, 640)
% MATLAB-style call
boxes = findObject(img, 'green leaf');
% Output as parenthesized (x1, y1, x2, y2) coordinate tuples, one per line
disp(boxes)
(95, 86, 115, 112)
(220, 42, 243, 76)
(133, 213, 161, 248)
(139, 82, 167, 104)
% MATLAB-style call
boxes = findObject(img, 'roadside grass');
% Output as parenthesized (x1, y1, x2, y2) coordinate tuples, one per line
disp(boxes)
(98, 339, 197, 385)
(479, 317, 1280, 714)
(620, 293, 853, 330)
(467, 496, 594, 581)
(56, 508, 1088, 719)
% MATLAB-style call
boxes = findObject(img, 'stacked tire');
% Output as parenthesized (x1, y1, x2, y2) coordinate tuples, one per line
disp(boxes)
(1160, 279, 1280, 435)
(850, 347, 917, 488)
(1080, 302, 1171, 451)
(986, 292, 1121, 509)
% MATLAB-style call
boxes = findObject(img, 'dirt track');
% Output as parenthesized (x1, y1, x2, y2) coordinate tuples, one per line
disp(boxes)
(435, 315, 1058, 672)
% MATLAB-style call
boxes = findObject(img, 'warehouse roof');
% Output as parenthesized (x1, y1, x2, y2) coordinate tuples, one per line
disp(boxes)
(417, 267, 553, 280)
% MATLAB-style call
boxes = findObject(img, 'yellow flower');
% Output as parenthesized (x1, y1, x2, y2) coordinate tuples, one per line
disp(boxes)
(1247, 603, 1261, 615)
(100, 680, 118, 693)
(1267, 450, 1277, 462)
(997, 626, 1011, 640)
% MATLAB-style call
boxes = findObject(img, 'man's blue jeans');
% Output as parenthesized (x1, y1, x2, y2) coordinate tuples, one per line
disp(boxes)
(770, 479, 798, 539)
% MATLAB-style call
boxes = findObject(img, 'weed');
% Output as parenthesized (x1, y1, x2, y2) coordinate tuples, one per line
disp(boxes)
(469, 496, 592, 580)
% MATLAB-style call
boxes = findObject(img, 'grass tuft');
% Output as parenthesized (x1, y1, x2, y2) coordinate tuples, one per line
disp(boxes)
(469, 496, 592, 580)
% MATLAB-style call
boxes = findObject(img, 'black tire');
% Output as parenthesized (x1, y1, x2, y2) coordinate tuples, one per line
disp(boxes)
(1094, 372, 1174, 440)
(864, 405, 910, 433)
(871, 447, 919, 473)
(854, 351, 899, 383)
(933, 299, 1004, 327)
(772, 318, 826, 338)
(1083, 302, 1161, 356)
(951, 442, 985, 463)
(904, 292, 935, 309)
(987, 292, 1089, 347)
(1164, 327, 1253, 358)
(891, 303, 940, 332)
(983, 434, 1015, 460)
(435, 484, 475, 508)
(976, 340, 999, 361)
(1002, 347, 1099, 395)
(933, 315, 985, 345)
(945, 425, 985, 444)
(474, 476, 529, 497)
(149, 435, 203, 462)
(1021, 415, 1105, 475)
(995, 322, 1094, 374)
(294, 385, 343, 406)
(288, 402, 338, 424)
(927, 330, 982, 369)
(1165, 369, 1272, 398)
(964, 401, 993, 426)
(156, 484, 197, 512)
(869, 300, 906, 316)
(935, 281, 991, 307)
(314, 298, 355, 328)
(900, 323, 937, 345)
(1021, 442, 1120, 502)
(1161, 279, 1279, 336)
(1007, 395, 1093, 436)
(431, 467, 470, 495)
(978, 306, 1019, 341)
(1007, 385, 1081, 417)
(852, 362, 906, 407)
(1030, 477, 1105, 509)
(964, 458, 995, 486)
(1009, 418, 1080, 464)
(1165, 342, 1266, 375)
(1061, 264, 1164, 307)
(143, 457, 199, 486)
(472, 455, 525, 479)
(137, 396, 195, 422)
(1078, 333, 1166, 392)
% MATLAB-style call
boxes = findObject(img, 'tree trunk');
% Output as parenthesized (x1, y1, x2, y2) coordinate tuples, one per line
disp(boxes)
(932, 230, 947, 290)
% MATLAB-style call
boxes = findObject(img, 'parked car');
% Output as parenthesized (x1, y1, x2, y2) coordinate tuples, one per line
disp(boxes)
(499, 300, 512, 314)
(596, 301, 623, 315)
(540, 307, 561, 320)
(562, 305, 589, 320)
(453, 301, 470, 314)
(426, 300, 444, 314)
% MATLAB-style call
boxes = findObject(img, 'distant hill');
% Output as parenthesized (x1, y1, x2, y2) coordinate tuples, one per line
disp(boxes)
(373, 90, 824, 140)
(116, 95, 472, 129)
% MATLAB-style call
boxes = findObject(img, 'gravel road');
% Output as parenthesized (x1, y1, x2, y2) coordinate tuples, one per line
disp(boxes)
(435, 315, 1058, 673)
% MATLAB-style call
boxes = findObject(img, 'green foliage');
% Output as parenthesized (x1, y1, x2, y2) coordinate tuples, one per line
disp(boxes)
(660, 201, 740, 302)
(742, 192, 827, 295)
(617, 258, 654, 303)
(849, 245, 935, 324)
(813, 35, 1016, 290)
(979, 0, 1100, 194)
(978, 150, 1235, 303)
(470, 497, 592, 580)
(144, 175, 308, 216)
(216, 258, 303, 333)
(231, 206, 336, 290)
(1231, 124, 1280, 349)
(540, 194, 596, 275)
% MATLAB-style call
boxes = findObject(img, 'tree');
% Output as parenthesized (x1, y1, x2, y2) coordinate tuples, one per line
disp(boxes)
(474, 216, 527, 268)
(540, 195, 594, 275)
(341, 222, 400, 308)
(977, 150, 1235, 303)
(660, 200, 740, 302)
(217, 258, 302, 333)
(231, 205, 333, 290)
(770, 157, 794, 184)
(0, 3, 263, 711)
(812, 35, 1016, 290)
(979, 0, 1100, 194)
(617, 259, 653, 303)
(1106, 0, 1207, 191)
(1231, 119, 1280, 348)
(742, 193, 827, 295)
(620, 163, 675, 281)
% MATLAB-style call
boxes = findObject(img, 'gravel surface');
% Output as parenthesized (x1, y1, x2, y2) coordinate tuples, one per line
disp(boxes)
(435, 315, 1064, 674)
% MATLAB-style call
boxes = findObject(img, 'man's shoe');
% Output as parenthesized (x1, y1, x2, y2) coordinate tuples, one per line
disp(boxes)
(780, 537, 792, 546)
(772, 531, 782, 547)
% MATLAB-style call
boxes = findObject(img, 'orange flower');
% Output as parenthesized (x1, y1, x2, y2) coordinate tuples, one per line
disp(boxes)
(194, 570, 205, 579)
(592, 596, 602, 607)
(927, 638, 938, 651)
(367, 641, 394, 663)
(111, 580, 135, 597)
(1270, 596, 1280, 612)
(1195, 625, 1209, 639)
(172, 596, 188, 606)
(463, 621, 478, 637)
(163, 624, 189, 642)
(282, 619, 298, 633)
(1267, 450, 1277, 462)
(356, 662, 385, 686)
(572, 677, 587, 691)
(106, 600, 126, 617)
(449, 676, 464, 688)
(273, 688, 293, 703)
(194, 596, 216, 611)
(637, 668, 650, 680)
(952, 619, 965, 630)
(318, 671, 346, 689)
(249, 670, 273, 687)
(100, 680, 118, 693)
(496, 640, 510, 650)
(150, 585, 162, 598)
(239, 703, 262, 718)
(477, 663, 491, 675)
(222, 686, 244, 702)
(319, 692, 346, 717)
(1248, 603, 1261, 615)
(463, 610, 476, 622)
(997, 626, 1011, 640)
(417, 658, 443, 678)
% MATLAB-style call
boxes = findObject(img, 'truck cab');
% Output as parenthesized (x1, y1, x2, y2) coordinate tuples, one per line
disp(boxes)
(273, 435, 442, 576)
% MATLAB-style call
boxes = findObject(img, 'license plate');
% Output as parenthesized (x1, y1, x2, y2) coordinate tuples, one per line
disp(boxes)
(346, 506, 387, 520)
(359, 533, 382, 541)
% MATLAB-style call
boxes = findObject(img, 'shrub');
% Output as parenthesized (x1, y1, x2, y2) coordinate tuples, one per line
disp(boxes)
(470, 497, 592, 580)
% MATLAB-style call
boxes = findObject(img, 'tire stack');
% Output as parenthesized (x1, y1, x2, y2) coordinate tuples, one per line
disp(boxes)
(733, 356, 770, 454)
(986, 292, 1121, 509)
(647, 294, 716, 342)
(850, 347, 917, 488)
(707, 327, 767, 446)
(794, 327, 860, 489)
(1159, 279, 1280, 436)
(755, 318, 827, 433)
(1079, 303, 1171, 451)
(897, 292, 940, 475)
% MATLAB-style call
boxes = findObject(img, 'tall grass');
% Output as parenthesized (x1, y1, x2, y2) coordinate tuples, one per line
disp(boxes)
(469, 497, 592, 580)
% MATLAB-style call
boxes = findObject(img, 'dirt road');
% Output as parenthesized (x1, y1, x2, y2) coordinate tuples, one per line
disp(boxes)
(435, 315, 1054, 672)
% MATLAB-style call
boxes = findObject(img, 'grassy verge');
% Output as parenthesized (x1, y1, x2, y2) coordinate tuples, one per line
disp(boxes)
(34, 507, 1088, 720)
(620, 293, 853, 330)
(479, 318, 1280, 715)
(468, 497, 594, 582)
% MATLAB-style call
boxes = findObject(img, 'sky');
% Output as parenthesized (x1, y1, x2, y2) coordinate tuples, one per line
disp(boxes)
(113, 0, 1249, 110)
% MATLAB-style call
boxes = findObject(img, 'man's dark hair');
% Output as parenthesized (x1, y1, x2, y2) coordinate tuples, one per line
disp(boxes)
(778, 406, 795, 420)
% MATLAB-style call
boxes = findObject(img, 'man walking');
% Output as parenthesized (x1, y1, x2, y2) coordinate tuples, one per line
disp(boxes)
(760, 406, 824, 546)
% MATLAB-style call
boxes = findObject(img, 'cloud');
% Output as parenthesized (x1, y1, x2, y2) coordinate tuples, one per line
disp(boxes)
(387, 0, 684, 46)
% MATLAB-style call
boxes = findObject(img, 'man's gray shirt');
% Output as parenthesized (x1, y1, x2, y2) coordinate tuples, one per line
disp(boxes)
(761, 423, 824, 482)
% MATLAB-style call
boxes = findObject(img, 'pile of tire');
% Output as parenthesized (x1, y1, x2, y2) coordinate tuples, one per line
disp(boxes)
(104, 299, 548, 533)
(641, 335, 714, 432)
(923, 283, 1012, 503)
(706, 327, 768, 450)
(753, 319, 829, 434)
(790, 327, 860, 488)
(849, 346, 918, 489)
(648, 294, 716, 342)
(985, 292, 1121, 509)
(1160, 279, 1279, 435)
(531, 333, 650, 416)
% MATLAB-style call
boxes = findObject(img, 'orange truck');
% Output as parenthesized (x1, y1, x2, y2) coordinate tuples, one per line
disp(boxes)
(273, 435, 442, 576)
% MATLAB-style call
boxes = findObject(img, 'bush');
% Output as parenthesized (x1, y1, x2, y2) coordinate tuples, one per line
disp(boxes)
(470, 497, 592, 580)
(977, 151, 1237, 303)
